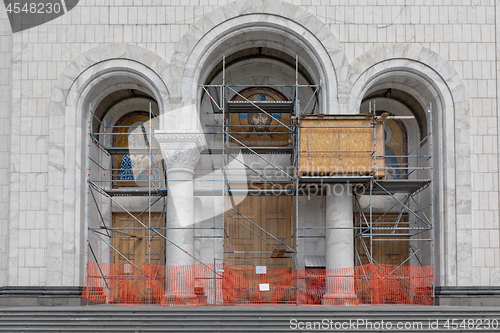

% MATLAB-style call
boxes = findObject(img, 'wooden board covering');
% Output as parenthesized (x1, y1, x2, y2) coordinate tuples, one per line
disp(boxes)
(112, 213, 166, 266)
(225, 196, 292, 269)
(299, 115, 385, 178)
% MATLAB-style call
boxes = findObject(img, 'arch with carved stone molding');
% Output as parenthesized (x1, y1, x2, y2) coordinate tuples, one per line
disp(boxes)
(48, 44, 170, 286)
(347, 44, 471, 287)
(169, 0, 349, 117)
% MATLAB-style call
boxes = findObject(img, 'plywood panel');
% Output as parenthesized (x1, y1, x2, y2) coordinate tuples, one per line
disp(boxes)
(262, 196, 292, 270)
(226, 196, 261, 257)
(112, 213, 166, 266)
(299, 115, 385, 177)
(225, 196, 292, 269)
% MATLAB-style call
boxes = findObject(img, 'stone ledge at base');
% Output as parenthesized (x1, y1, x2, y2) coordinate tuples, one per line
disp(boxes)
(0, 287, 93, 307)
(435, 286, 500, 306)
(2, 286, 500, 307)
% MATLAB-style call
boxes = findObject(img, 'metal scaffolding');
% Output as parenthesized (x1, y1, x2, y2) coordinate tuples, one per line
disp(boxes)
(200, 56, 314, 296)
(85, 55, 434, 305)
(87, 103, 166, 271)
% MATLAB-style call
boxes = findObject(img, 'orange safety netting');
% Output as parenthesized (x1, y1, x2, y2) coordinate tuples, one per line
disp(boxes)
(82, 263, 434, 306)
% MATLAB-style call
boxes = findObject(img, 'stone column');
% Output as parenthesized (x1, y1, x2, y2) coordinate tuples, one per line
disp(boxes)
(323, 184, 358, 305)
(155, 133, 204, 304)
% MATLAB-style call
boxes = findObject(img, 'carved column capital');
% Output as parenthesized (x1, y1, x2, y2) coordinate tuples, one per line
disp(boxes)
(155, 133, 205, 173)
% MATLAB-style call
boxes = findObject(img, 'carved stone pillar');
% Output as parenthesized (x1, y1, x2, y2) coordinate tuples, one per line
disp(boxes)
(155, 133, 204, 304)
(323, 184, 358, 305)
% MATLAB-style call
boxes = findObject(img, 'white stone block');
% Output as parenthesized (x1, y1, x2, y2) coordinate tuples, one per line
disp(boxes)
(25, 248, 35, 267)
(18, 230, 30, 249)
(479, 229, 490, 248)
(490, 230, 500, 248)
(472, 229, 480, 247)
(19, 155, 31, 173)
(16, 247, 25, 268)
(479, 191, 489, 210)
(30, 230, 40, 248)
(18, 267, 30, 285)
(35, 211, 46, 230)
(474, 248, 485, 267)
(486, 6, 495, 24)
(35, 249, 45, 268)
(138, 6, 148, 24)
(24, 210, 36, 230)
(481, 267, 490, 285)
(29, 268, 40, 285)
(491, 268, 500, 286)
(484, 209, 494, 229)
(488, 191, 498, 210)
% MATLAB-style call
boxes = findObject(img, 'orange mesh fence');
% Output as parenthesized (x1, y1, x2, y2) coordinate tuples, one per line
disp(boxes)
(355, 264, 435, 305)
(301, 264, 434, 306)
(223, 264, 297, 305)
(82, 262, 223, 306)
(82, 263, 433, 306)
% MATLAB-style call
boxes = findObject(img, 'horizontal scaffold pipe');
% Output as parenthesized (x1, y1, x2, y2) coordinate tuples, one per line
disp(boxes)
(299, 126, 375, 129)
(201, 84, 319, 88)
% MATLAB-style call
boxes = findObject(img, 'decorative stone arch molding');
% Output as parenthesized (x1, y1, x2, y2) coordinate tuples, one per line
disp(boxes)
(47, 44, 171, 286)
(346, 44, 471, 287)
(347, 44, 468, 111)
(169, 0, 349, 115)
(50, 44, 171, 113)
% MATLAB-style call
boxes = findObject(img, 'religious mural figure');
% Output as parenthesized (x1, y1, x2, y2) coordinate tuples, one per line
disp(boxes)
(118, 123, 160, 181)
(381, 114, 408, 180)
(113, 112, 161, 186)
(231, 88, 290, 147)
(248, 112, 272, 134)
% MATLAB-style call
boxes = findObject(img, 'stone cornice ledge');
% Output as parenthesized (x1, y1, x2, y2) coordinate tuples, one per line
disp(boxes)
(154, 132, 206, 150)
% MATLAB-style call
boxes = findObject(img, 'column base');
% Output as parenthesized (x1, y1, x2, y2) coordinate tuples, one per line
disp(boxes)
(322, 293, 359, 306)
(161, 293, 198, 306)
(161, 290, 198, 306)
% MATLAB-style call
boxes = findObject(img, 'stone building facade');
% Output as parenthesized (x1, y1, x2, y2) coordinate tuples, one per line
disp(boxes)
(0, 0, 498, 305)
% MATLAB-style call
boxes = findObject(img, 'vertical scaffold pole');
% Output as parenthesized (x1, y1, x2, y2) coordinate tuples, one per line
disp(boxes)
(222, 55, 226, 303)
(369, 101, 374, 264)
(373, 103, 377, 180)
(87, 104, 92, 267)
(214, 257, 217, 306)
(104, 119, 112, 264)
(369, 101, 374, 302)
(148, 103, 152, 303)
(295, 55, 300, 305)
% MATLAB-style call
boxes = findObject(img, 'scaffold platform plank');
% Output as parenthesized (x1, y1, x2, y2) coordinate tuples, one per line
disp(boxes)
(102, 180, 429, 197)
(105, 147, 161, 155)
(299, 176, 373, 184)
(298, 177, 430, 195)
(201, 147, 294, 154)
(372, 180, 431, 194)
(225, 100, 294, 113)
(105, 189, 167, 197)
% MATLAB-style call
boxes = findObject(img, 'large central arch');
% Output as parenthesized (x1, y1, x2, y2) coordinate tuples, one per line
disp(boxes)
(168, 0, 349, 119)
